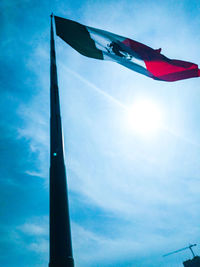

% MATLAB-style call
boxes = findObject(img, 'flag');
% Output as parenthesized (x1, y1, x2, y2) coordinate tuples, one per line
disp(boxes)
(54, 16, 200, 82)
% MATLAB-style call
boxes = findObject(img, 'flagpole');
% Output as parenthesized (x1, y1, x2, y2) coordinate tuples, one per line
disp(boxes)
(49, 14, 74, 267)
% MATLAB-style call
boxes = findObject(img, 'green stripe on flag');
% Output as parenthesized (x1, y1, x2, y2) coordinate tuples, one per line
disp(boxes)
(55, 16, 103, 60)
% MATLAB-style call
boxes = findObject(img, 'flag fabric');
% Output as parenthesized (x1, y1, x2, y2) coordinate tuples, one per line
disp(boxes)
(54, 16, 200, 82)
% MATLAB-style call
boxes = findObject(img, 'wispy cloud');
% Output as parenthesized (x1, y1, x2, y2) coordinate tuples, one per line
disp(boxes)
(18, 222, 47, 236)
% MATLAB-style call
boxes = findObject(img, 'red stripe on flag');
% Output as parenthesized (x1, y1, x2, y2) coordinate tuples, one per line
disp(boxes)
(123, 38, 199, 81)
(154, 68, 200, 82)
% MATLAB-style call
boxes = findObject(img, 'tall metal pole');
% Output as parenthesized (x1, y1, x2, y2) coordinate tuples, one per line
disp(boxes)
(49, 14, 74, 267)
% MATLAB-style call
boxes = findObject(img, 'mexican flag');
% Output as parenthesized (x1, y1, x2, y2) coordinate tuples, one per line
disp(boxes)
(54, 16, 200, 82)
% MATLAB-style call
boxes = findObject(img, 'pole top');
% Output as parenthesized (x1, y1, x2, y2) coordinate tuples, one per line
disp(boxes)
(50, 13, 54, 18)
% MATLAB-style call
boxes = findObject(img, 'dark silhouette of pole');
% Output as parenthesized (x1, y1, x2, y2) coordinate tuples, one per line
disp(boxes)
(49, 14, 74, 267)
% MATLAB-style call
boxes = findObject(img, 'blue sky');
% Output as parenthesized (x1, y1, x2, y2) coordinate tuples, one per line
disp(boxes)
(1, 0, 200, 266)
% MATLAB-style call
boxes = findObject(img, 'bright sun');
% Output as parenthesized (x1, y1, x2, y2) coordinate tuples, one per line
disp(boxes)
(125, 99, 162, 136)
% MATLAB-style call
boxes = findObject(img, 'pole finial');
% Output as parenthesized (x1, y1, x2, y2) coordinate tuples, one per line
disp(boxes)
(50, 13, 54, 18)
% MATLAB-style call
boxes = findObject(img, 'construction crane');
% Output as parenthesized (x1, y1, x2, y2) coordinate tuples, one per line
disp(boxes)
(163, 244, 197, 258)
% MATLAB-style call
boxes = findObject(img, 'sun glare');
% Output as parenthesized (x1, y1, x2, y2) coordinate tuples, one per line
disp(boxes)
(125, 99, 162, 136)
